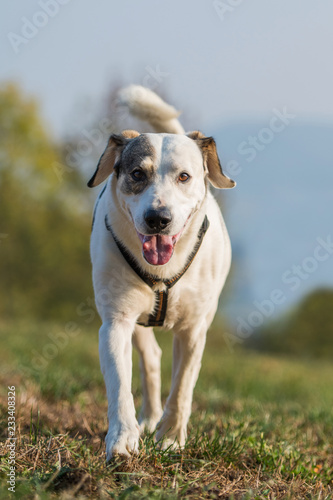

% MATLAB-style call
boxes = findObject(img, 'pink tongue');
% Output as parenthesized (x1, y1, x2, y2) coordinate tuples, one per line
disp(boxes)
(142, 235, 174, 265)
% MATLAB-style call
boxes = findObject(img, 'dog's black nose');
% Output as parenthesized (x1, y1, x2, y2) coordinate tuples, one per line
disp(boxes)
(144, 208, 172, 232)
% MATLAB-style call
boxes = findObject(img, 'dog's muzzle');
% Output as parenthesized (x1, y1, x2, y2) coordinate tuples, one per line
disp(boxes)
(135, 207, 178, 266)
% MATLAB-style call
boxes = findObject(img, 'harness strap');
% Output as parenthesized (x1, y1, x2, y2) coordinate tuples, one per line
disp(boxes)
(104, 215, 209, 327)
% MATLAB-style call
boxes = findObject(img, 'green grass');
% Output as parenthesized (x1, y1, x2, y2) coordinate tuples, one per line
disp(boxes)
(0, 320, 332, 499)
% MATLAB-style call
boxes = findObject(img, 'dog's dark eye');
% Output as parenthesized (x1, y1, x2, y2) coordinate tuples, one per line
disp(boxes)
(178, 172, 190, 183)
(131, 169, 146, 181)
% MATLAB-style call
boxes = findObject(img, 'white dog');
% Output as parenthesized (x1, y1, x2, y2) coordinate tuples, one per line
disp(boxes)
(88, 85, 235, 460)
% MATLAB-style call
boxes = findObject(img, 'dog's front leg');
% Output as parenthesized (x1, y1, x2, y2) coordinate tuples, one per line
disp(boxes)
(133, 325, 163, 432)
(99, 319, 140, 460)
(155, 322, 207, 448)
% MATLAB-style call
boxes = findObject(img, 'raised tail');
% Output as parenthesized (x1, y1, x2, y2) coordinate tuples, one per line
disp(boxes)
(117, 85, 185, 134)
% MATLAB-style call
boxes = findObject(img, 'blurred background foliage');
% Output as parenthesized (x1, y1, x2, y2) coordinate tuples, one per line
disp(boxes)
(0, 83, 93, 321)
(247, 288, 333, 359)
(0, 82, 332, 360)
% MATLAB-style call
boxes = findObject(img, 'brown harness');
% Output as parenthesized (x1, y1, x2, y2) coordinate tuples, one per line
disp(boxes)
(104, 215, 210, 327)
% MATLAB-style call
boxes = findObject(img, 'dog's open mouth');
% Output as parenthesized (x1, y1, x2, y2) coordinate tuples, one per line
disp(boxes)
(136, 232, 182, 266)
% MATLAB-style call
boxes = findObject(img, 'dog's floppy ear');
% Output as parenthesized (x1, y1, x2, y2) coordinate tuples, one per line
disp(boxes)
(187, 131, 236, 189)
(87, 130, 140, 187)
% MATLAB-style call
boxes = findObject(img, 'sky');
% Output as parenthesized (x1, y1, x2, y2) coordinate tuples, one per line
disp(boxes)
(1, 0, 333, 137)
(1, 0, 332, 325)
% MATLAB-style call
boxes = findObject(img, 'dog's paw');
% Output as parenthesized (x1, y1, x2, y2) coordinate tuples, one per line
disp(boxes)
(105, 424, 140, 461)
(155, 414, 187, 449)
(138, 411, 163, 434)
(156, 434, 181, 451)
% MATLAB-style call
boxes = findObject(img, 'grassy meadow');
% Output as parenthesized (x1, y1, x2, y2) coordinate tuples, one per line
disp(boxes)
(1, 81, 332, 499)
(0, 320, 332, 499)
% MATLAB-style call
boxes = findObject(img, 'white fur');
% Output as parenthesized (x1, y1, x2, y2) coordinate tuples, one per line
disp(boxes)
(90, 86, 233, 460)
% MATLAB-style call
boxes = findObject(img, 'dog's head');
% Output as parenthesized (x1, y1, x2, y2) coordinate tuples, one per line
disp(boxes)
(88, 130, 235, 266)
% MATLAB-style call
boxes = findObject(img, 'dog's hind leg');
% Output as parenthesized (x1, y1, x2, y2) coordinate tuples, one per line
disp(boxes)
(155, 321, 208, 448)
(133, 325, 163, 433)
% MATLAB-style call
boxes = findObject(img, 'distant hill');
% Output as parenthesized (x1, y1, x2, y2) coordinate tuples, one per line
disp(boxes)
(212, 120, 333, 322)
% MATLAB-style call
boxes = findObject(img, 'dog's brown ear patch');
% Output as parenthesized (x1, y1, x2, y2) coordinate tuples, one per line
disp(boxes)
(121, 129, 140, 139)
(87, 130, 140, 187)
(187, 130, 206, 140)
(187, 131, 236, 189)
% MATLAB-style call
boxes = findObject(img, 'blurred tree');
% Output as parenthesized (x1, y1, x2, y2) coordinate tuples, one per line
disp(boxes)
(248, 288, 333, 359)
(0, 83, 93, 321)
